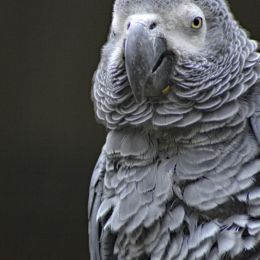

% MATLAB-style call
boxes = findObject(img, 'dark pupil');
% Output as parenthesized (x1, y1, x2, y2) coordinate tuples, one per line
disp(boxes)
(193, 18, 200, 26)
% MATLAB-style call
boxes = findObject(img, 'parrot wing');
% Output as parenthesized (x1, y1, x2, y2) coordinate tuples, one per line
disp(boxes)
(251, 82, 260, 146)
(251, 81, 260, 183)
(88, 147, 113, 260)
(250, 80, 260, 184)
(248, 79, 260, 259)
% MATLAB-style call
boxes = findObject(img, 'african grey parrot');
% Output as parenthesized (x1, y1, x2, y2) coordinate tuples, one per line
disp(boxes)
(88, 0, 260, 259)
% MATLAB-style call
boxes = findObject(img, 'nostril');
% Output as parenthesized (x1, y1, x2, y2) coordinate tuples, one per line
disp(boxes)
(127, 22, 131, 30)
(149, 22, 157, 30)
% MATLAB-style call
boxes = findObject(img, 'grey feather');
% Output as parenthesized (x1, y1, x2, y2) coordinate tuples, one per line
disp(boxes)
(89, 0, 260, 259)
(88, 149, 108, 260)
(251, 83, 260, 144)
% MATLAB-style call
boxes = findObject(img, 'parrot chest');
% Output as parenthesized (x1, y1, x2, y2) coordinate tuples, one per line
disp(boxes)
(99, 128, 260, 259)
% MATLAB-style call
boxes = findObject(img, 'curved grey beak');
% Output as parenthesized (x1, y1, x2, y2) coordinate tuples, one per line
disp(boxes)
(124, 22, 173, 103)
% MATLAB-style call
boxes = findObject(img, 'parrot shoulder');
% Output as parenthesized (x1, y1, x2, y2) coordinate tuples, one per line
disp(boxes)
(88, 147, 107, 260)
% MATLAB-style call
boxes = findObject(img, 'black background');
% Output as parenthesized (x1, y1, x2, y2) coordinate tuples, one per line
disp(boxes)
(0, 1, 259, 259)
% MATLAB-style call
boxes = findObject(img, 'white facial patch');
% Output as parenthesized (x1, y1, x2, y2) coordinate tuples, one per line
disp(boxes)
(164, 3, 207, 55)
(108, 39, 124, 69)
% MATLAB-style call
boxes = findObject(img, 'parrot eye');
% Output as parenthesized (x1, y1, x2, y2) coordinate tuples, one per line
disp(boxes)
(191, 17, 203, 29)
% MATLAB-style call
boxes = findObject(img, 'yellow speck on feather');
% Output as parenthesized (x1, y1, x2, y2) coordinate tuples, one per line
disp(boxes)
(162, 85, 171, 95)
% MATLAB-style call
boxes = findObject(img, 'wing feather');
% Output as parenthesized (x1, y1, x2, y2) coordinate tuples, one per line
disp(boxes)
(88, 148, 107, 260)
(250, 83, 260, 144)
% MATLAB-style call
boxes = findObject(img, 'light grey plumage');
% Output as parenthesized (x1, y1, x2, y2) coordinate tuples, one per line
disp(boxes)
(89, 0, 260, 259)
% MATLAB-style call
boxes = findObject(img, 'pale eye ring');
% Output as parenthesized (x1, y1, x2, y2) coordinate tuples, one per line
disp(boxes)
(191, 17, 203, 29)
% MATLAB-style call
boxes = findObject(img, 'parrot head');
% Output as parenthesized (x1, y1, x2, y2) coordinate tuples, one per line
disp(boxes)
(113, 0, 209, 102)
(92, 0, 259, 129)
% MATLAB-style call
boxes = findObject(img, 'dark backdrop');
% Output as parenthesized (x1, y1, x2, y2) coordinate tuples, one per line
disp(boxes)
(0, 1, 259, 259)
